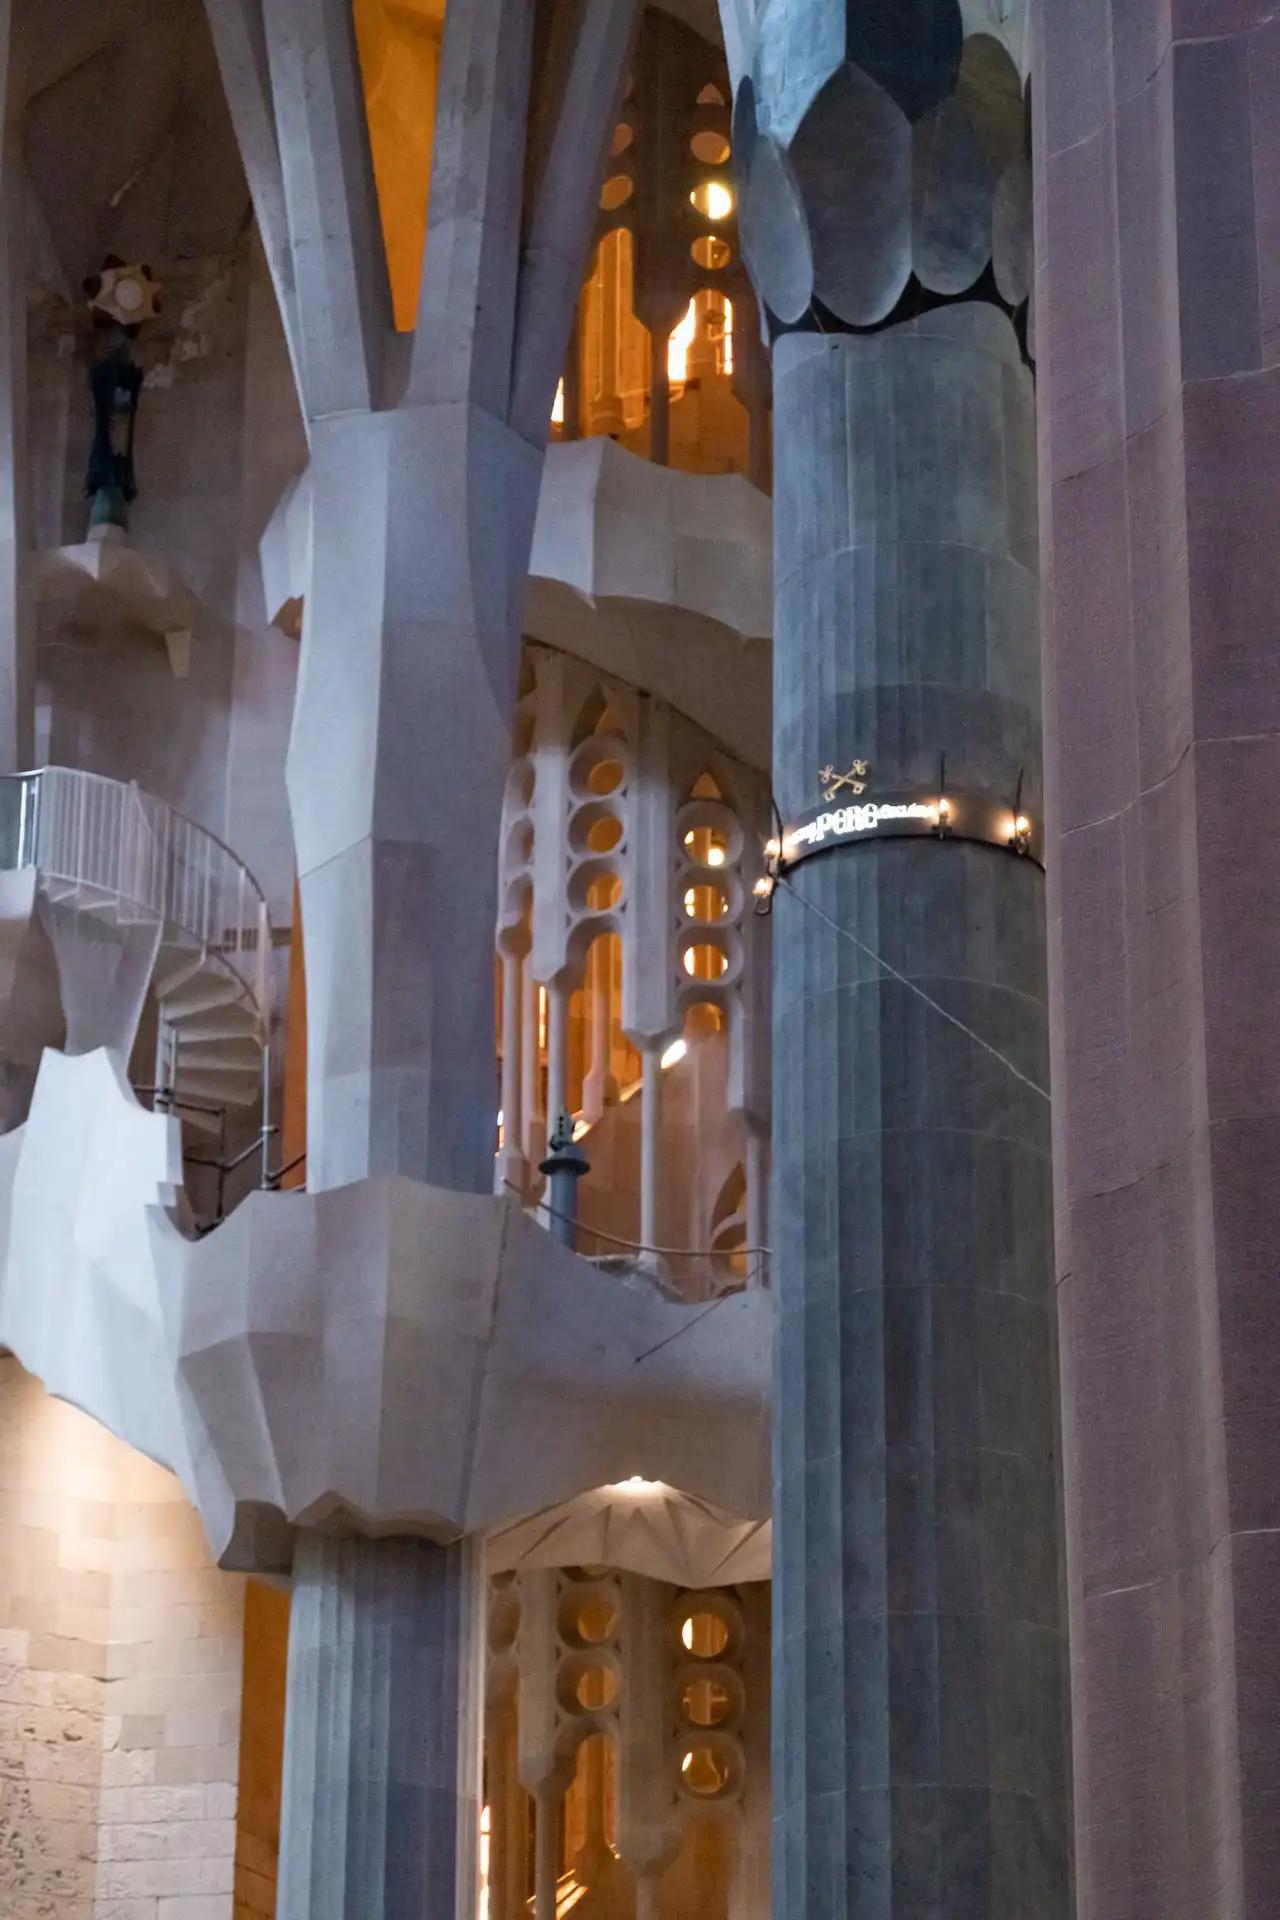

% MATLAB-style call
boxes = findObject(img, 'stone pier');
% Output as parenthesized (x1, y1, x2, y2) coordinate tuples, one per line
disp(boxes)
(768, 314, 1066, 1917)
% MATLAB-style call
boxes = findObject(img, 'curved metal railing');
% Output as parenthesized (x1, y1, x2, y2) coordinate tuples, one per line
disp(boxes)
(0, 767, 270, 1032)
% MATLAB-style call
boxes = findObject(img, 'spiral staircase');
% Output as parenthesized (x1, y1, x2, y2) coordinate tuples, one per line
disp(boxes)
(0, 767, 270, 1138)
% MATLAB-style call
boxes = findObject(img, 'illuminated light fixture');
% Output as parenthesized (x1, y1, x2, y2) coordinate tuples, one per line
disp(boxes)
(613, 1475, 661, 1491)
(764, 837, 781, 859)
(683, 887, 698, 916)
(706, 845, 726, 868)
(572, 1117, 592, 1142)
(936, 797, 952, 824)
(684, 830, 696, 847)
(681, 1752, 693, 1773)
(660, 1038, 687, 1070)
(551, 380, 565, 426)
(1010, 810, 1033, 855)
(753, 875, 773, 899)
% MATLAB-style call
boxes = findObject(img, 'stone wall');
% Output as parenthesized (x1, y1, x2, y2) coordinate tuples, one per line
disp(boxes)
(0, 1356, 244, 1919)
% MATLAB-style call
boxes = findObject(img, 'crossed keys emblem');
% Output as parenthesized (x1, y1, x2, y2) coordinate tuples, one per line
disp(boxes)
(820, 759, 870, 801)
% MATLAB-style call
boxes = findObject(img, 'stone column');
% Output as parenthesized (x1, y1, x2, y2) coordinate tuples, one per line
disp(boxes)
(732, 10, 1068, 1911)
(639, 1044, 662, 1255)
(1037, 5, 1280, 1914)
(769, 309, 1066, 1916)
(278, 1532, 479, 1920)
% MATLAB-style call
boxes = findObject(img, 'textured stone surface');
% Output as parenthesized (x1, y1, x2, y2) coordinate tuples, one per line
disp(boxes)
(1037, 6, 1280, 1916)
(770, 312, 1067, 1917)
(0, 1356, 244, 1920)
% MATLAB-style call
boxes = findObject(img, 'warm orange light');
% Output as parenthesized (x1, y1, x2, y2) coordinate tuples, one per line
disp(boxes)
(690, 181, 734, 220)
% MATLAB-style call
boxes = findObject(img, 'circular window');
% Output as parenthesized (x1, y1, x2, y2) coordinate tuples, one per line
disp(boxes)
(611, 122, 634, 156)
(682, 944, 728, 980)
(558, 1588, 619, 1649)
(586, 758, 624, 797)
(680, 1610, 729, 1657)
(692, 234, 732, 271)
(599, 174, 633, 212)
(691, 129, 731, 166)
(576, 1665, 618, 1710)
(570, 857, 624, 914)
(587, 814, 623, 854)
(682, 882, 730, 922)
(690, 181, 734, 221)
(680, 1674, 735, 1727)
(681, 1746, 732, 1796)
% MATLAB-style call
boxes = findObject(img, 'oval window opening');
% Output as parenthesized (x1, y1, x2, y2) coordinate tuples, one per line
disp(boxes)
(691, 129, 731, 165)
(599, 174, 633, 212)
(692, 235, 732, 271)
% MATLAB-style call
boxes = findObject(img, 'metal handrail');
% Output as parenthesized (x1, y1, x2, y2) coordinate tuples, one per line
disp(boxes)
(0, 767, 271, 1036)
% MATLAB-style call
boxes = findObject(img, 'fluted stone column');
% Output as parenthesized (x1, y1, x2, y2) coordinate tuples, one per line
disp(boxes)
(770, 310, 1067, 1918)
(278, 1532, 479, 1920)
(732, 8, 1069, 1911)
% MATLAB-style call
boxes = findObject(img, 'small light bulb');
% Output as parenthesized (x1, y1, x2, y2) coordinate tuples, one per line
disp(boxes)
(764, 837, 780, 860)
(937, 797, 952, 823)
(706, 845, 726, 868)
(753, 876, 773, 899)
(1015, 814, 1030, 836)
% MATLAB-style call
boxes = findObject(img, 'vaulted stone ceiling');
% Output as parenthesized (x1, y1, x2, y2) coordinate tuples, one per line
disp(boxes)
(17, 0, 722, 305)
(20, 0, 250, 293)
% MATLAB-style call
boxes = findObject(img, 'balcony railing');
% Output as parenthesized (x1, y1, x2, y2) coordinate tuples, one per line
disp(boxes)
(0, 767, 270, 1035)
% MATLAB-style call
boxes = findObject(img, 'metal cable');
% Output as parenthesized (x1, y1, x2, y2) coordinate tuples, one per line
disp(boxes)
(776, 872, 1052, 1106)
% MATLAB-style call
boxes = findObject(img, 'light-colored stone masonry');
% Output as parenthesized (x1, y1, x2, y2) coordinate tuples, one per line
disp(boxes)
(0, 1356, 244, 1920)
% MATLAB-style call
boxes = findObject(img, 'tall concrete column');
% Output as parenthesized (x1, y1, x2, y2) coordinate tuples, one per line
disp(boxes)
(731, 9, 1068, 1910)
(769, 311, 1066, 1917)
(278, 1532, 479, 1920)
(206, 1, 636, 1913)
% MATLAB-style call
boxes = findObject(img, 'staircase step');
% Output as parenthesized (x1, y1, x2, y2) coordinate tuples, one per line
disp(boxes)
(161, 971, 247, 1019)
(165, 1011, 261, 1046)
(174, 1044, 263, 1074)
(173, 1071, 260, 1107)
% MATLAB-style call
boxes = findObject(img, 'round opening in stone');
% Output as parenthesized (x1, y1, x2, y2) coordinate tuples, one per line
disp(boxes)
(680, 1611, 729, 1656)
